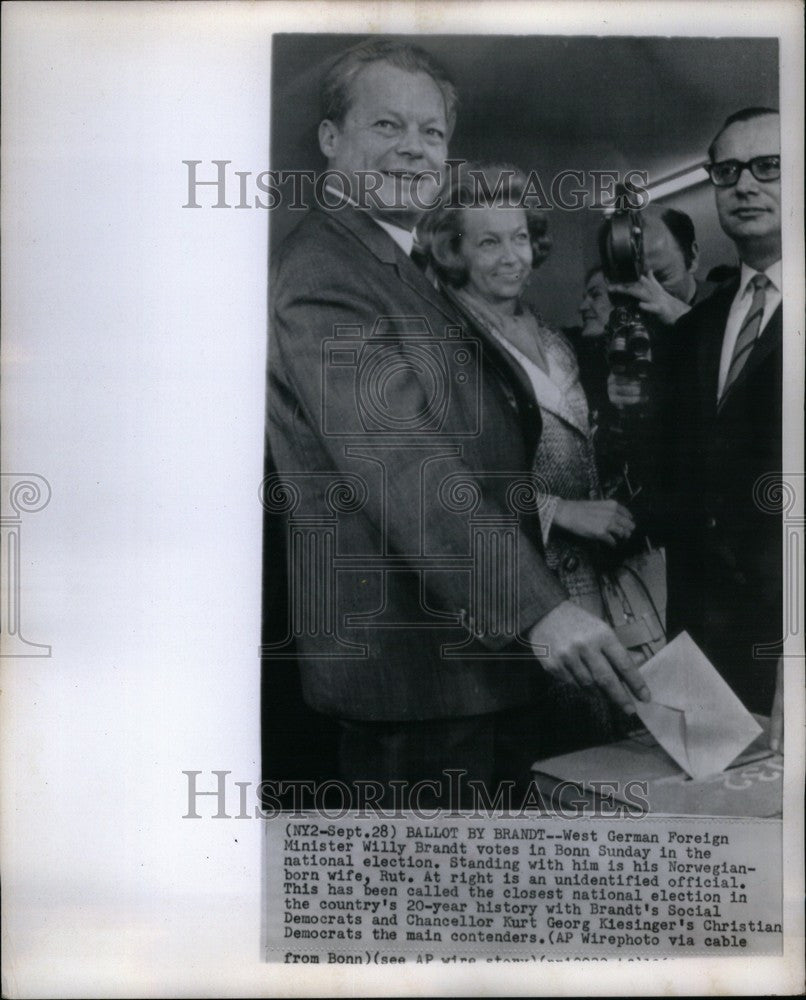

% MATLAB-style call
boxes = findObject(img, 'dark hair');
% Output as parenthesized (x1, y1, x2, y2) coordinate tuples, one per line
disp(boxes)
(659, 207, 697, 268)
(320, 39, 458, 134)
(584, 264, 604, 285)
(708, 106, 779, 162)
(420, 164, 552, 288)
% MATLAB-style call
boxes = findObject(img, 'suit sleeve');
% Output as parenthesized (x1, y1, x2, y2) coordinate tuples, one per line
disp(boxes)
(269, 241, 567, 649)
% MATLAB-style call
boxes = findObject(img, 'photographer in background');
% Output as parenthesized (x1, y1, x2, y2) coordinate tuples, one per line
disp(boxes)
(603, 206, 712, 422)
(594, 206, 710, 530)
(608, 206, 703, 326)
(571, 209, 708, 428)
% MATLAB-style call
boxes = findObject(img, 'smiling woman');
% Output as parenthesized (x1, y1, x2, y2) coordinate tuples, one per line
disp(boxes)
(421, 163, 639, 749)
(423, 164, 552, 286)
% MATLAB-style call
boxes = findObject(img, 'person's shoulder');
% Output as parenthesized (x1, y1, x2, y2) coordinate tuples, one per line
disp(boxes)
(560, 324, 583, 353)
(674, 275, 739, 335)
(272, 208, 366, 283)
(275, 208, 342, 260)
(535, 314, 578, 361)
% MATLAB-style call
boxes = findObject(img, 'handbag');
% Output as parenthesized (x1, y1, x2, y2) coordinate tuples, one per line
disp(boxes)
(599, 542, 667, 663)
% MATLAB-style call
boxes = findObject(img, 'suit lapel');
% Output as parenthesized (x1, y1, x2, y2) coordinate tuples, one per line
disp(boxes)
(392, 260, 460, 322)
(316, 204, 542, 451)
(693, 280, 738, 423)
(718, 304, 782, 413)
(317, 203, 457, 322)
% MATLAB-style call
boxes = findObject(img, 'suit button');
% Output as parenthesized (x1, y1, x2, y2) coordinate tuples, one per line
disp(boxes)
(563, 554, 579, 572)
(706, 516, 717, 529)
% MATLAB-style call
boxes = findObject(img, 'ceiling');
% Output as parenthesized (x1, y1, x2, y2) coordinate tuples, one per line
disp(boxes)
(271, 33, 779, 180)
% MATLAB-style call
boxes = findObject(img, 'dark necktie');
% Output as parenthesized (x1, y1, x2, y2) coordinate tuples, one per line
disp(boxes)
(410, 242, 430, 272)
(719, 274, 769, 407)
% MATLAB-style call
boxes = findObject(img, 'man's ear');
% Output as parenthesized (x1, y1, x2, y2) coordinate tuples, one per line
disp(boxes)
(689, 239, 700, 274)
(318, 119, 339, 159)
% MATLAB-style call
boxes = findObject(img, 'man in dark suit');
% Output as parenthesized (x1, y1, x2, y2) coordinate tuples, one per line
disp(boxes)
(266, 40, 648, 802)
(611, 107, 783, 747)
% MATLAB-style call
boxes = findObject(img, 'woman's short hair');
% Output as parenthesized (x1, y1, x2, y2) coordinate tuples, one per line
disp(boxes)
(421, 163, 552, 288)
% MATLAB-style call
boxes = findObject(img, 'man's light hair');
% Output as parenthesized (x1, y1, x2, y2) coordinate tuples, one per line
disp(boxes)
(708, 106, 779, 163)
(321, 39, 458, 136)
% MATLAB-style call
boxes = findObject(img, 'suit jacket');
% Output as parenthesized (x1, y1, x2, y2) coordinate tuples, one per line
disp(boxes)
(664, 278, 782, 713)
(267, 204, 567, 721)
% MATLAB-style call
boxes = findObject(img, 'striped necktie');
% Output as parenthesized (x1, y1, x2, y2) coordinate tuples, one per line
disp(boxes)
(719, 274, 770, 407)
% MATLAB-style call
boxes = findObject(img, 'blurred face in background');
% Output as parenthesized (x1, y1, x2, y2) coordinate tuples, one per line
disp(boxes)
(579, 268, 612, 337)
(459, 205, 533, 307)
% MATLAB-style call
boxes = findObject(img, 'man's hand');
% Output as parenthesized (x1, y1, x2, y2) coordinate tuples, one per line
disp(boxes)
(608, 271, 692, 327)
(769, 656, 783, 754)
(607, 373, 644, 410)
(528, 600, 651, 715)
(554, 499, 635, 547)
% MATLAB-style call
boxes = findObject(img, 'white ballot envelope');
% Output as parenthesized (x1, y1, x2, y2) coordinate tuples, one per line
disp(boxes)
(632, 631, 763, 781)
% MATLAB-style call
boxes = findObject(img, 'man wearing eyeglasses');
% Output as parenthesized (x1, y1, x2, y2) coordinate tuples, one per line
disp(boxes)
(611, 107, 784, 749)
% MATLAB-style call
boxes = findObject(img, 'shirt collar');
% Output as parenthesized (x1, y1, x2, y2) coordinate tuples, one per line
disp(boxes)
(323, 183, 415, 257)
(739, 258, 782, 295)
(374, 219, 415, 256)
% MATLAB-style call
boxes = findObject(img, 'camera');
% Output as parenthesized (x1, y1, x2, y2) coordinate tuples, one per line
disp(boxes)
(322, 316, 480, 437)
(598, 202, 652, 379)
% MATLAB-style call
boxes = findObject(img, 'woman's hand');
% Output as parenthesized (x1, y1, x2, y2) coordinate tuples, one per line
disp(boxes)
(553, 499, 635, 547)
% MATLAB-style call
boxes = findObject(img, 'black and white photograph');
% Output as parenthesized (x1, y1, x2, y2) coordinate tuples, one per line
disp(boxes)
(263, 31, 784, 815)
(1, 1, 804, 996)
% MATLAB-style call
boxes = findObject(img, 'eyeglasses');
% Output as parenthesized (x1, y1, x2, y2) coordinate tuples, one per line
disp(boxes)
(706, 155, 780, 187)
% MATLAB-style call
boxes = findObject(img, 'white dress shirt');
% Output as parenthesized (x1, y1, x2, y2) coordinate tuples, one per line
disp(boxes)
(717, 259, 782, 400)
